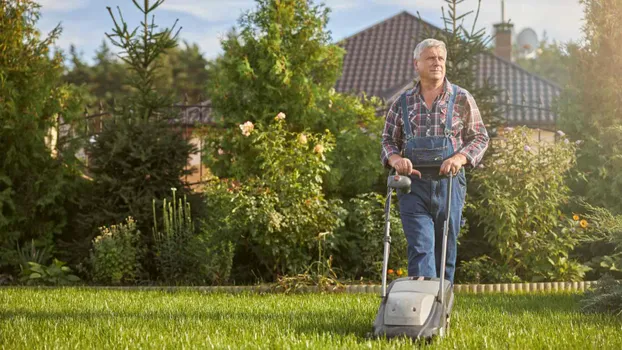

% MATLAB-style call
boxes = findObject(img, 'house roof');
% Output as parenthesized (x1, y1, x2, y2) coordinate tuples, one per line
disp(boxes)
(334, 11, 561, 128)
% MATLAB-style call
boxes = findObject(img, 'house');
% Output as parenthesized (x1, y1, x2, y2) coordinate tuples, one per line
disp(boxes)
(334, 11, 561, 143)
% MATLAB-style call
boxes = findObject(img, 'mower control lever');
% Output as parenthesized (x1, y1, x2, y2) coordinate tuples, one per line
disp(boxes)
(387, 174, 411, 194)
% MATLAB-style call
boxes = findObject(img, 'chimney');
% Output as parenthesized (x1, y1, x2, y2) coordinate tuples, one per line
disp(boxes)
(494, 0, 514, 61)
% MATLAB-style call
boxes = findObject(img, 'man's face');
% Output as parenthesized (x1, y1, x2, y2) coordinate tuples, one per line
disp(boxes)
(414, 46, 446, 82)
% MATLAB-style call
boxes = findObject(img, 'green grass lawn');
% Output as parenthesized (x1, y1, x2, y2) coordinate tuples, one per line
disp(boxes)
(1, 288, 621, 349)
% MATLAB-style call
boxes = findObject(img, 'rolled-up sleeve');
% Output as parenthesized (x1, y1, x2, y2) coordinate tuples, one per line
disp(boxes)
(458, 91, 489, 167)
(381, 99, 403, 168)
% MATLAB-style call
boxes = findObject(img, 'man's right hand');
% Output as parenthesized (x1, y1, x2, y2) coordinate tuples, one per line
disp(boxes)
(389, 155, 422, 178)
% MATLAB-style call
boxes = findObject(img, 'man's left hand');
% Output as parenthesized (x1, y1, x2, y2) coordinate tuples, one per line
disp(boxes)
(440, 153, 468, 176)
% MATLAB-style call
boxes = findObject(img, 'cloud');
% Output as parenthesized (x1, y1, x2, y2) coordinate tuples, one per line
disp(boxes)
(160, 0, 359, 22)
(160, 0, 255, 22)
(372, 0, 584, 44)
(37, 0, 91, 12)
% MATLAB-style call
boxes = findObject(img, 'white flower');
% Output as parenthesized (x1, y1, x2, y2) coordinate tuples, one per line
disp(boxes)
(298, 133, 308, 145)
(575, 140, 584, 145)
(239, 121, 254, 137)
(523, 145, 531, 152)
(314, 144, 324, 154)
(564, 139, 569, 144)
(275, 112, 286, 121)
(557, 130, 566, 137)
(218, 148, 225, 155)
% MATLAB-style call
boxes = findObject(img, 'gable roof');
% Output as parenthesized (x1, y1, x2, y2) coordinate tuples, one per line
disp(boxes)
(334, 11, 560, 128)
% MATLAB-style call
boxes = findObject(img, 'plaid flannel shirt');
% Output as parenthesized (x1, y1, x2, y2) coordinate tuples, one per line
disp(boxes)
(381, 78, 489, 169)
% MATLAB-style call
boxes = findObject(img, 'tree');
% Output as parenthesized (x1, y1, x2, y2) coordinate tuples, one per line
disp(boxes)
(83, 0, 195, 249)
(515, 35, 572, 87)
(205, 0, 385, 199)
(0, 0, 82, 272)
(64, 40, 210, 108)
(558, 0, 622, 214)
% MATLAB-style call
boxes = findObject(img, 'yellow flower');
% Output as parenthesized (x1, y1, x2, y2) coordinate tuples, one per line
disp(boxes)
(396, 269, 404, 276)
(580, 219, 588, 228)
(572, 214, 579, 221)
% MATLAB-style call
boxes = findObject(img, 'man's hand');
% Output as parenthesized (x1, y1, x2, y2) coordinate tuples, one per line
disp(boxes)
(389, 155, 422, 178)
(440, 153, 468, 176)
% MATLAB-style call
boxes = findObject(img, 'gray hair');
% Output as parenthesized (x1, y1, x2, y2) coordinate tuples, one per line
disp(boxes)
(413, 38, 447, 60)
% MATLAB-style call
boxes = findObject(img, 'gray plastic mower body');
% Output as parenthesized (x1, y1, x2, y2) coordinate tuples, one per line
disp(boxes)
(372, 277, 454, 339)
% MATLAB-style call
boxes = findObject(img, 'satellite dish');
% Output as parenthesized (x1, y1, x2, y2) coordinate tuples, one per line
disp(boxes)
(517, 28, 538, 56)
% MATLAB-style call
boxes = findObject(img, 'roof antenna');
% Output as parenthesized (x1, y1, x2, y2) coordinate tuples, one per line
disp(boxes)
(501, 0, 505, 23)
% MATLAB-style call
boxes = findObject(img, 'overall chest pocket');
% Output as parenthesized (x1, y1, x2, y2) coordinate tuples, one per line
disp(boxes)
(405, 136, 454, 167)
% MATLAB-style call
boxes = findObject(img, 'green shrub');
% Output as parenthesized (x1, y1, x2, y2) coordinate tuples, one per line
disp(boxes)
(456, 256, 521, 284)
(89, 217, 142, 285)
(328, 193, 408, 281)
(19, 259, 80, 286)
(467, 126, 588, 281)
(581, 274, 622, 316)
(0, 0, 83, 273)
(152, 189, 234, 285)
(202, 116, 345, 282)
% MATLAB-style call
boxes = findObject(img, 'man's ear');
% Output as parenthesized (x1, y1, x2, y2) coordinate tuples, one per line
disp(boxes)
(413, 59, 419, 73)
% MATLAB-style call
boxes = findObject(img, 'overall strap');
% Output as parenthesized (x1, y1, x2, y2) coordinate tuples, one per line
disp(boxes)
(444, 84, 458, 137)
(400, 92, 414, 140)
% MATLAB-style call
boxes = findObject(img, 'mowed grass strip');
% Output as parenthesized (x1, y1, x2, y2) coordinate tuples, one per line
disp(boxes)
(1, 288, 620, 349)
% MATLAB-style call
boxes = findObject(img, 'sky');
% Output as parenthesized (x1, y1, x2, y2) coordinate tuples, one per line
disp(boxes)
(35, 0, 585, 64)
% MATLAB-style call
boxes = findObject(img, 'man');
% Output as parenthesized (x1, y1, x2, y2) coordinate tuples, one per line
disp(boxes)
(381, 38, 489, 283)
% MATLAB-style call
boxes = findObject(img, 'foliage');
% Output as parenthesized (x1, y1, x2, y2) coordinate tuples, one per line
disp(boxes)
(557, 0, 622, 214)
(514, 36, 572, 87)
(0, 0, 83, 273)
(89, 217, 143, 285)
(18, 259, 80, 286)
(16, 239, 52, 270)
(467, 126, 588, 281)
(456, 255, 521, 284)
(201, 117, 345, 282)
(579, 203, 622, 275)
(64, 40, 210, 107)
(581, 274, 622, 316)
(328, 193, 408, 281)
(421, 0, 503, 140)
(85, 118, 194, 239)
(205, 0, 384, 199)
(85, 0, 195, 244)
(152, 189, 234, 285)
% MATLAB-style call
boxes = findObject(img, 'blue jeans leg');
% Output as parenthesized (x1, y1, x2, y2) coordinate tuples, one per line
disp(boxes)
(398, 177, 436, 278)
(432, 171, 466, 283)
(398, 172, 466, 283)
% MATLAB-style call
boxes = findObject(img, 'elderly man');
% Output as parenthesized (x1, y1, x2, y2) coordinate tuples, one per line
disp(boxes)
(381, 38, 489, 283)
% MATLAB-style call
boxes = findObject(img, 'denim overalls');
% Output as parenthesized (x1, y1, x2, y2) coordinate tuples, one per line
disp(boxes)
(397, 84, 466, 283)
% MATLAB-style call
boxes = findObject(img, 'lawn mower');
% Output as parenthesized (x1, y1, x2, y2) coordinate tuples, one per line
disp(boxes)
(372, 170, 455, 340)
